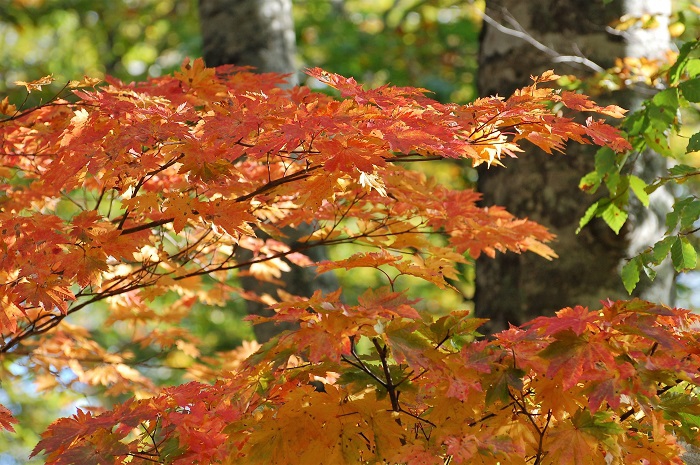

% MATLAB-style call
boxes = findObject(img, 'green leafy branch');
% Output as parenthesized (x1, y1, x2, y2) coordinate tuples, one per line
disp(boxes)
(578, 40, 700, 293)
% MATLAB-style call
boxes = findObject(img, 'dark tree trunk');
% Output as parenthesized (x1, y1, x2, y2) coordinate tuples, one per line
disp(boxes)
(198, 0, 336, 342)
(474, 0, 674, 333)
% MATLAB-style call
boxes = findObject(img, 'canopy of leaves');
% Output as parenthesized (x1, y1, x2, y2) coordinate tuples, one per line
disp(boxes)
(30, 299, 700, 465)
(3, 61, 697, 465)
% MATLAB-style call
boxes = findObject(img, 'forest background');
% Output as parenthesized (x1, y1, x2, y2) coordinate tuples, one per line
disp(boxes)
(0, 0, 699, 463)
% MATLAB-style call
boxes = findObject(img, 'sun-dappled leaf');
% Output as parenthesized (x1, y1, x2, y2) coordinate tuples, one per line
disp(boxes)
(601, 202, 627, 234)
(628, 175, 650, 207)
(621, 257, 642, 294)
(671, 236, 697, 272)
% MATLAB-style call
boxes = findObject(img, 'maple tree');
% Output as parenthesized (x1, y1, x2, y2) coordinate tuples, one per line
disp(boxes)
(1, 59, 699, 464)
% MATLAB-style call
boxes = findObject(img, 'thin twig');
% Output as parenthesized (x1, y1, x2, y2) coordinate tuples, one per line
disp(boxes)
(479, 8, 605, 73)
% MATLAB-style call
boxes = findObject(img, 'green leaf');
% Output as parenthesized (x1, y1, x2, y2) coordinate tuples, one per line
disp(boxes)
(594, 147, 621, 193)
(577, 201, 600, 234)
(645, 180, 663, 194)
(484, 372, 509, 406)
(594, 147, 616, 176)
(621, 257, 642, 294)
(679, 78, 700, 103)
(485, 366, 525, 407)
(687, 132, 700, 153)
(643, 130, 672, 157)
(601, 202, 628, 234)
(429, 310, 486, 347)
(160, 436, 187, 462)
(579, 170, 601, 194)
(668, 41, 700, 85)
(666, 197, 695, 233)
(671, 236, 697, 272)
(622, 109, 647, 137)
(628, 175, 649, 207)
(659, 391, 700, 416)
(669, 163, 698, 177)
(338, 366, 387, 392)
(651, 236, 676, 265)
(640, 88, 679, 158)
(572, 409, 624, 442)
(677, 412, 700, 445)
(679, 199, 700, 231)
(651, 87, 679, 116)
(643, 265, 656, 282)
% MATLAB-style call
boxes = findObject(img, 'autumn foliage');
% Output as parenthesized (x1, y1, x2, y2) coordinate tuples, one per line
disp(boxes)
(1, 59, 699, 464)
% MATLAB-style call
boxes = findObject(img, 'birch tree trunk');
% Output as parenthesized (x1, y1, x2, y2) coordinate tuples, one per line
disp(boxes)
(198, 0, 336, 342)
(474, 0, 675, 333)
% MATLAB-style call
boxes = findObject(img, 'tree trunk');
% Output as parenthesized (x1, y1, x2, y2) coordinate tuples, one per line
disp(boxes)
(199, 0, 298, 81)
(198, 0, 336, 342)
(474, 0, 674, 333)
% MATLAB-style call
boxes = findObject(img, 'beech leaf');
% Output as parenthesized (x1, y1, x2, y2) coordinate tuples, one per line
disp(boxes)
(601, 202, 628, 234)
(628, 175, 650, 207)
(671, 236, 697, 272)
(621, 257, 642, 294)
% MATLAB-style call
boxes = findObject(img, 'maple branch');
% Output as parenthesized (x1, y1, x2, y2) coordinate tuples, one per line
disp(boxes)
(1, 216, 447, 352)
(11, 348, 189, 372)
(117, 153, 185, 230)
(341, 336, 388, 388)
(377, 267, 396, 291)
(124, 452, 163, 464)
(534, 410, 553, 465)
(0, 81, 72, 123)
(234, 165, 319, 203)
(140, 421, 161, 458)
(2, 233, 325, 351)
(468, 112, 502, 140)
(303, 192, 365, 246)
(435, 331, 451, 349)
(508, 389, 551, 465)
(619, 407, 638, 424)
(372, 337, 401, 411)
(394, 368, 417, 388)
(60, 189, 88, 211)
(120, 218, 175, 235)
(385, 153, 443, 163)
(398, 406, 436, 428)
(93, 185, 108, 211)
(682, 225, 700, 236)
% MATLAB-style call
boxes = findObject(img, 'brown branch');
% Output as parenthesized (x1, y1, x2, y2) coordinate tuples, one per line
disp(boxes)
(120, 218, 175, 235)
(373, 337, 401, 411)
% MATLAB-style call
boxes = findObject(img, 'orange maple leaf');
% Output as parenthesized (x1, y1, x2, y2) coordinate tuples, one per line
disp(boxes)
(0, 404, 17, 433)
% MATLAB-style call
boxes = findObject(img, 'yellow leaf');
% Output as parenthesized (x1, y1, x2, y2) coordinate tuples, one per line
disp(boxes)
(15, 75, 54, 92)
(68, 75, 102, 88)
(0, 97, 17, 116)
(545, 420, 607, 465)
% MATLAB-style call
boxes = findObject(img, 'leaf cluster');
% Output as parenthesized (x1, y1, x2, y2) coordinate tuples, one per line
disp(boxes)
(32, 299, 700, 465)
(576, 40, 700, 293)
(0, 60, 684, 464)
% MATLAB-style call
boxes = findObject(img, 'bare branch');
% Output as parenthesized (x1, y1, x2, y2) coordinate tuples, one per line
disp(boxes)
(479, 8, 606, 73)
